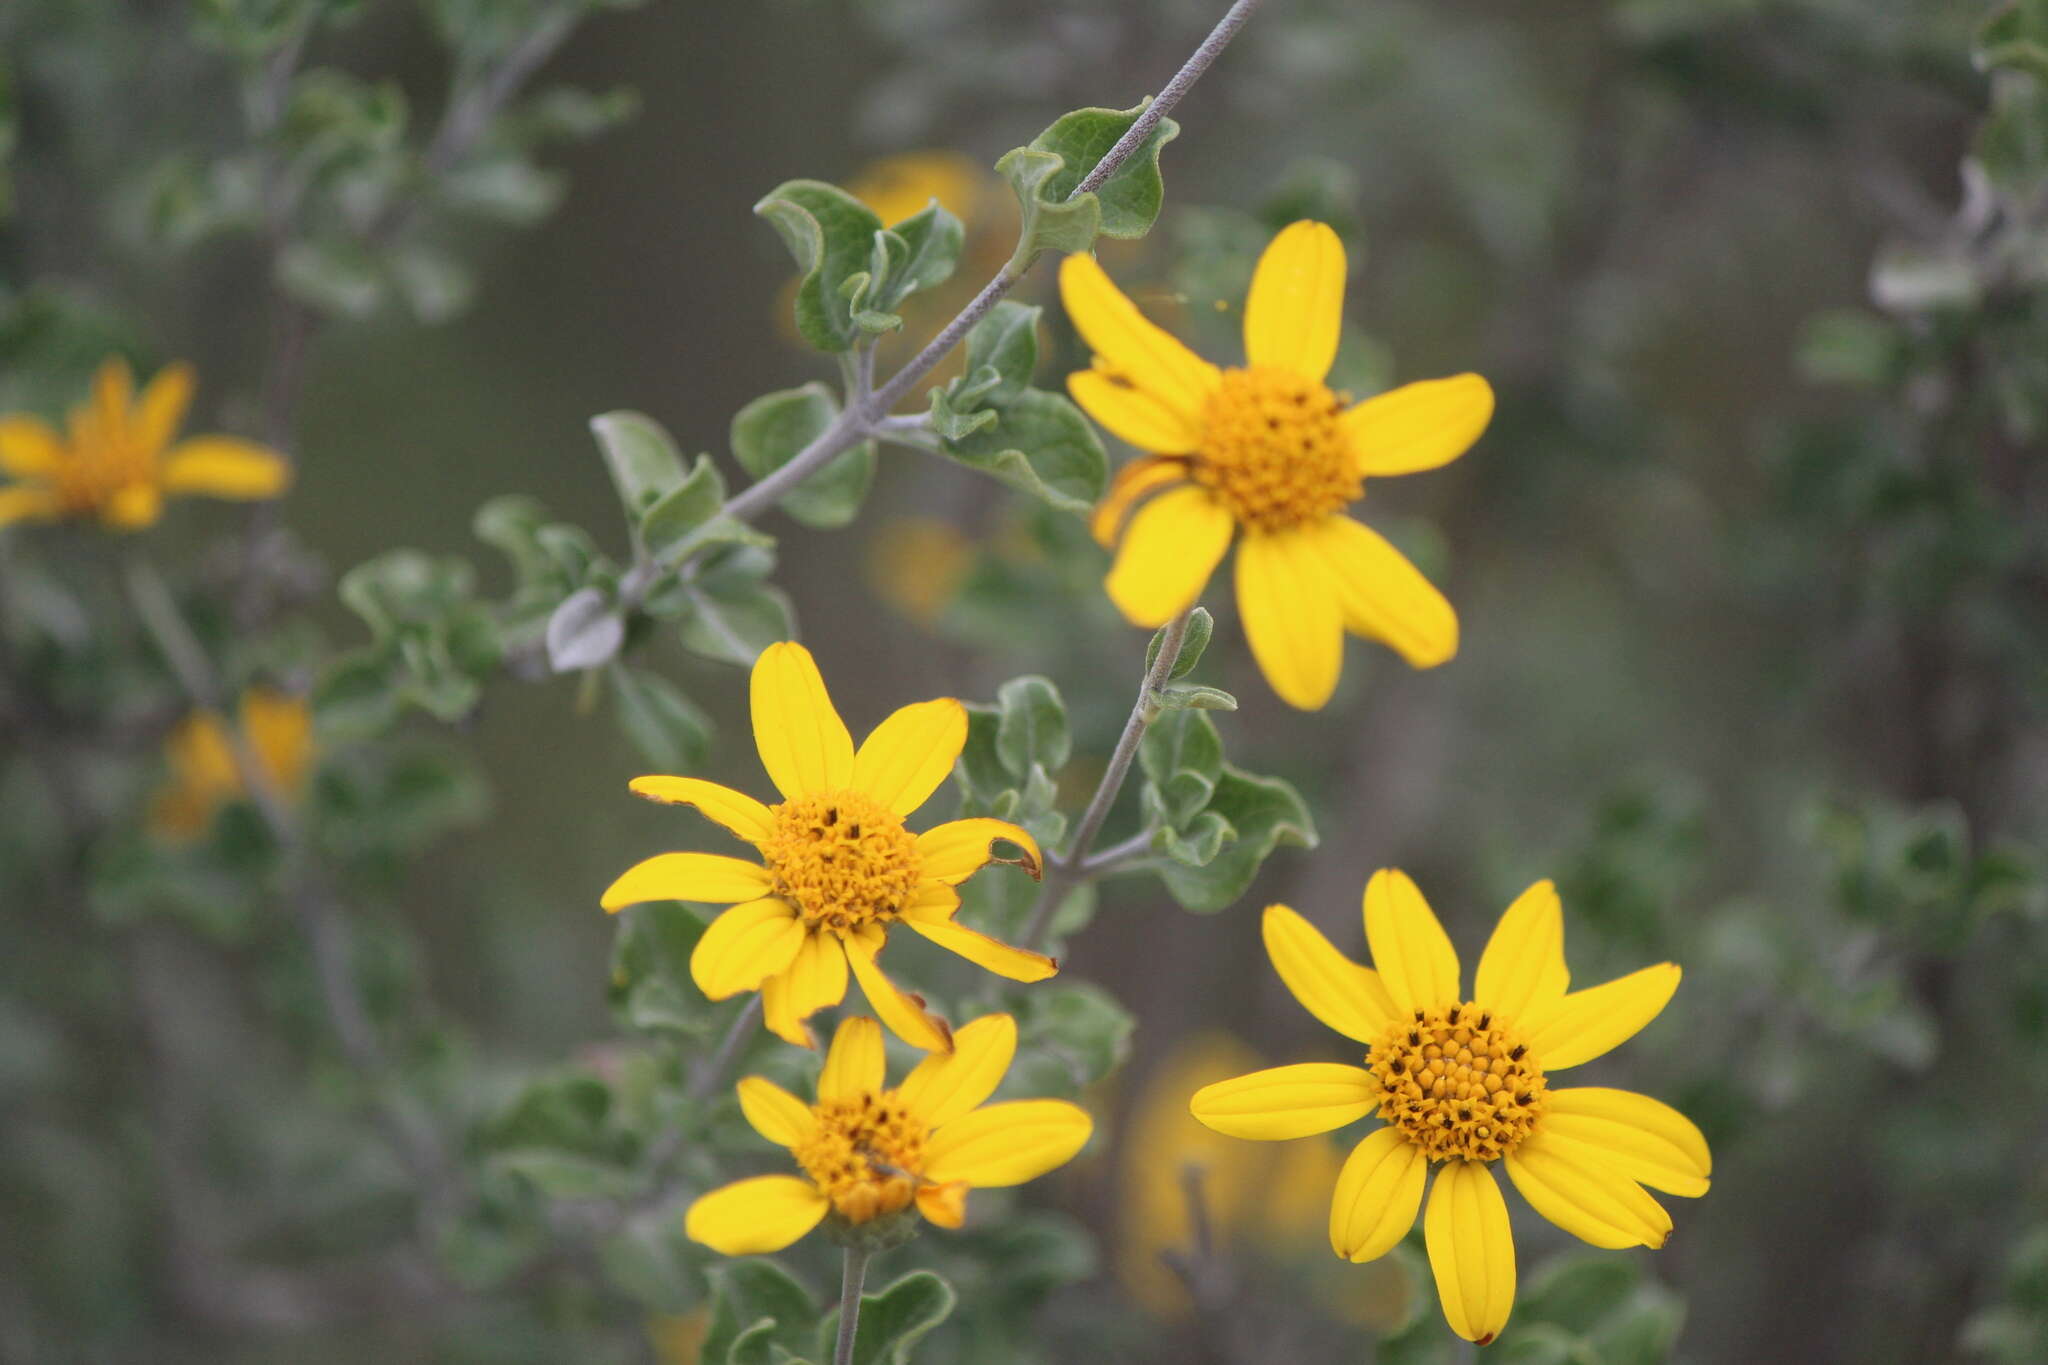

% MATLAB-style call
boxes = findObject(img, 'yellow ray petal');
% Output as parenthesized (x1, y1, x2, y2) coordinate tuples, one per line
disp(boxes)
(853, 697, 967, 816)
(1243, 220, 1346, 383)
(1057, 252, 1218, 421)
(688, 898, 806, 999)
(1520, 963, 1681, 1070)
(1105, 484, 1233, 629)
(904, 916, 1058, 982)
(924, 1098, 1092, 1187)
(1424, 1161, 1517, 1345)
(1090, 456, 1191, 547)
(1542, 1088, 1711, 1198)
(1362, 869, 1461, 1014)
(1473, 880, 1569, 1027)
(896, 1013, 1017, 1129)
(601, 852, 773, 910)
(1069, 368, 1204, 453)
(819, 1014, 886, 1104)
(1188, 1062, 1378, 1140)
(915, 1180, 969, 1229)
(1329, 1126, 1427, 1262)
(1262, 904, 1399, 1044)
(628, 776, 775, 845)
(0, 485, 63, 528)
(1341, 373, 1494, 478)
(684, 1175, 829, 1255)
(736, 1076, 815, 1147)
(103, 481, 162, 529)
(133, 363, 196, 457)
(761, 931, 849, 1048)
(92, 357, 134, 437)
(846, 927, 953, 1053)
(1235, 527, 1344, 710)
(159, 438, 292, 499)
(915, 818, 1043, 885)
(749, 641, 855, 800)
(1307, 515, 1457, 669)
(1505, 1130, 1674, 1249)
(0, 416, 63, 478)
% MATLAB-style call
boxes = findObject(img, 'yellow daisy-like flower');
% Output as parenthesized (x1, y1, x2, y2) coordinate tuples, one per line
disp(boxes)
(1191, 871, 1710, 1345)
(0, 358, 291, 532)
(846, 150, 988, 230)
(1060, 221, 1494, 709)
(149, 688, 316, 841)
(685, 1013, 1092, 1253)
(601, 641, 1052, 1053)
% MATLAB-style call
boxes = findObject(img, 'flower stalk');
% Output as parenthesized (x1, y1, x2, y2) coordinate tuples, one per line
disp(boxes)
(835, 1244, 871, 1365)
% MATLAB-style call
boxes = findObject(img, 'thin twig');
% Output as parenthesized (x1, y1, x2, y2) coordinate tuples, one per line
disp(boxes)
(1077, 826, 1158, 876)
(684, 996, 762, 1103)
(835, 1245, 871, 1365)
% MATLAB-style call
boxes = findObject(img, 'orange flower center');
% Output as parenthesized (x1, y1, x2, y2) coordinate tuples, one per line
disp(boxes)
(792, 1091, 927, 1223)
(1369, 1002, 1548, 1164)
(1192, 366, 1358, 533)
(51, 416, 156, 518)
(761, 790, 921, 932)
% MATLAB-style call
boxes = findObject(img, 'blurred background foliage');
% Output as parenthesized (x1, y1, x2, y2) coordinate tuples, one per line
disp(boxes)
(3, 0, 2047, 1361)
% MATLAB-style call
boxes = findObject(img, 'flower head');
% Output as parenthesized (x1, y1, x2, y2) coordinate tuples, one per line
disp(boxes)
(685, 1014, 1092, 1253)
(601, 641, 1052, 1052)
(149, 688, 315, 840)
(1060, 222, 1494, 709)
(1190, 871, 1710, 1345)
(0, 358, 290, 532)
(847, 150, 989, 229)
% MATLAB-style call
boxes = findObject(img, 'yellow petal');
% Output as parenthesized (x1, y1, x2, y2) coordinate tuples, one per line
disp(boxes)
(1262, 903, 1398, 1044)
(134, 362, 196, 457)
(749, 641, 855, 799)
(924, 1099, 1092, 1187)
(0, 416, 63, 478)
(736, 1076, 815, 1147)
(1188, 1062, 1378, 1140)
(846, 927, 953, 1052)
(819, 1014, 886, 1104)
(92, 357, 134, 436)
(762, 931, 849, 1048)
(1362, 869, 1461, 1014)
(1069, 368, 1204, 453)
(628, 776, 775, 844)
(896, 1013, 1017, 1128)
(1243, 220, 1346, 382)
(688, 898, 806, 999)
(1329, 1126, 1427, 1262)
(1473, 880, 1569, 1027)
(1424, 1161, 1517, 1345)
(0, 484, 62, 528)
(1307, 515, 1457, 669)
(684, 1175, 828, 1255)
(1521, 964, 1682, 1070)
(159, 438, 292, 499)
(601, 852, 774, 910)
(1235, 527, 1344, 710)
(903, 916, 1057, 982)
(915, 1180, 969, 1229)
(1057, 252, 1218, 421)
(1505, 1130, 1673, 1249)
(853, 697, 966, 816)
(1542, 1088, 1711, 1198)
(104, 481, 162, 529)
(1105, 485, 1233, 628)
(1342, 373, 1494, 478)
(1090, 456, 1190, 547)
(915, 818, 1043, 885)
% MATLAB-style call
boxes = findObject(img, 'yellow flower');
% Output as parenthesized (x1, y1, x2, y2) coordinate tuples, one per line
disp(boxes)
(847, 150, 988, 228)
(685, 1014, 1092, 1252)
(149, 688, 316, 840)
(867, 515, 974, 625)
(1059, 222, 1494, 709)
(0, 358, 290, 532)
(1190, 872, 1710, 1345)
(601, 641, 1052, 1053)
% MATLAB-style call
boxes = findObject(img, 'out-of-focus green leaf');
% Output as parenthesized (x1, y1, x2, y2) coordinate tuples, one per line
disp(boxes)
(731, 384, 875, 529)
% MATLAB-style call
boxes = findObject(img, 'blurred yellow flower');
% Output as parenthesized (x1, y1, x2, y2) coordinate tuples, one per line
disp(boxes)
(601, 641, 1051, 1053)
(1060, 222, 1494, 709)
(1191, 874, 1710, 1345)
(685, 1014, 1092, 1253)
(847, 150, 988, 228)
(0, 358, 290, 532)
(647, 1309, 709, 1364)
(149, 688, 315, 840)
(867, 515, 974, 625)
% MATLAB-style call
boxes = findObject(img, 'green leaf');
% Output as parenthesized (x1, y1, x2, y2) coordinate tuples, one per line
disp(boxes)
(874, 202, 964, 307)
(1160, 809, 1231, 868)
(997, 102, 1179, 258)
(704, 1259, 822, 1365)
(1155, 766, 1317, 913)
(546, 586, 625, 672)
(1979, 0, 2048, 80)
(995, 675, 1070, 777)
(1139, 708, 1222, 825)
(1145, 606, 1214, 680)
(608, 904, 715, 1036)
(609, 666, 712, 770)
(756, 179, 886, 352)
(313, 649, 403, 739)
(590, 410, 690, 522)
(679, 578, 796, 666)
(731, 384, 876, 529)
(338, 550, 475, 636)
(821, 1270, 957, 1365)
(1010, 980, 1134, 1092)
(926, 386, 999, 442)
(938, 388, 1108, 513)
(277, 237, 385, 318)
(954, 706, 1010, 805)
(639, 453, 735, 561)
(959, 301, 1040, 407)
(1153, 682, 1237, 712)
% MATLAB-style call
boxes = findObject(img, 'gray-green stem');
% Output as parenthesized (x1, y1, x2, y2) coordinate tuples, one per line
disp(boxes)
(835, 1244, 871, 1365)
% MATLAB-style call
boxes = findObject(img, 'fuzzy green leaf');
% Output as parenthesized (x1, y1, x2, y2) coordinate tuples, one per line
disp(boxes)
(995, 675, 1070, 777)
(1144, 606, 1214, 680)
(591, 410, 689, 521)
(704, 1260, 822, 1365)
(959, 301, 1041, 406)
(937, 388, 1108, 513)
(756, 179, 886, 352)
(731, 383, 875, 529)
(1155, 766, 1318, 913)
(609, 666, 711, 770)
(997, 102, 1179, 258)
(819, 1270, 957, 1365)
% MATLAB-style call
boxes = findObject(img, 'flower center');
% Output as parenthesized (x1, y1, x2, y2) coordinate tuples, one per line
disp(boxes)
(52, 413, 154, 516)
(1192, 366, 1359, 533)
(1369, 1002, 1548, 1164)
(761, 789, 922, 932)
(793, 1092, 926, 1223)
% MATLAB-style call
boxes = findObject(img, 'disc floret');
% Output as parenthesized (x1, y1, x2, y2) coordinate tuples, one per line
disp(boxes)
(1369, 1002, 1547, 1164)
(791, 1091, 929, 1224)
(1193, 365, 1359, 533)
(761, 789, 922, 933)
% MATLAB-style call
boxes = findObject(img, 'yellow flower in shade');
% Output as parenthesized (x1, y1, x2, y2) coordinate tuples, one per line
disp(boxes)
(601, 641, 1053, 1053)
(149, 689, 316, 840)
(1190, 872, 1710, 1345)
(685, 1014, 1093, 1252)
(847, 150, 988, 228)
(867, 515, 975, 626)
(1060, 222, 1494, 709)
(0, 358, 290, 532)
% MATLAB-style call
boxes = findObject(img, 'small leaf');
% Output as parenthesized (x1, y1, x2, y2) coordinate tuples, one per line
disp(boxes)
(591, 411, 690, 521)
(938, 388, 1108, 513)
(547, 586, 625, 672)
(995, 675, 1070, 777)
(755, 179, 886, 352)
(1152, 683, 1237, 712)
(875, 201, 964, 307)
(997, 102, 1180, 257)
(828, 1270, 957, 1365)
(731, 383, 875, 528)
(313, 649, 403, 739)
(639, 454, 733, 560)
(704, 1259, 822, 1365)
(1160, 809, 1231, 868)
(1144, 606, 1214, 680)
(679, 579, 796, 667)
(926, 386, 999, 442)
(959, 301, 1041, 406)
(1155, 766, 1317, 913)
(609, 666, 712, 770)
